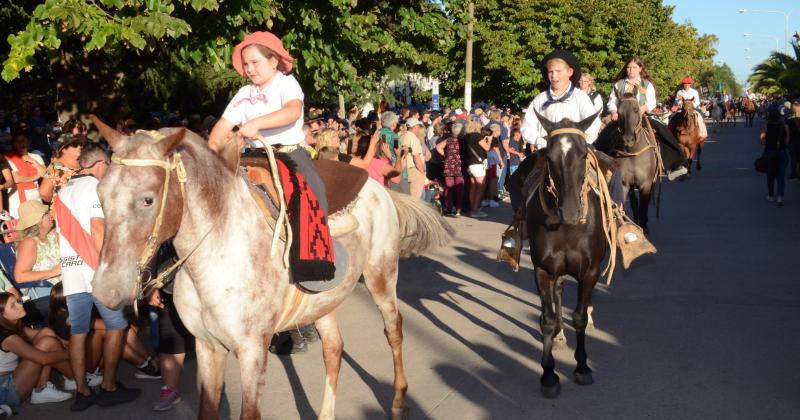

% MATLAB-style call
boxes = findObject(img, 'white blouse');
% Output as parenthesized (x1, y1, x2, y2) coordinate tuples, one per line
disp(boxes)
(520, 84, 601, 149)
(221, 72, 305, 146)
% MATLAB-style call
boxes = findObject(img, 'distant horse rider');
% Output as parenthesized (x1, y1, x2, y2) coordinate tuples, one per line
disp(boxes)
(673, 75, 708, 142)
(601, 58, 689, 181)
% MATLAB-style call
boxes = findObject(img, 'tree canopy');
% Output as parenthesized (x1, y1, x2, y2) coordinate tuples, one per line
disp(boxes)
(748, 41, 800, 98)
(699, 63, 742, 97)
(2, 0, 718, 119)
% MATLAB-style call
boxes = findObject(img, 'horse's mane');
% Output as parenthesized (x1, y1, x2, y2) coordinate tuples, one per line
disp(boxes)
(120, 128, 234, 216)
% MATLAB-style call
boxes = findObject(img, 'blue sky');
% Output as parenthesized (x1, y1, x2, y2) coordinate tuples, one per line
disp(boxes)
(664, 0, 799, 86)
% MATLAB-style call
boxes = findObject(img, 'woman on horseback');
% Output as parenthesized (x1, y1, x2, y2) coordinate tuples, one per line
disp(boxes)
(674, 76, 708, 142)
(605, 58, 689, 180)
(208, 31, 334, 286)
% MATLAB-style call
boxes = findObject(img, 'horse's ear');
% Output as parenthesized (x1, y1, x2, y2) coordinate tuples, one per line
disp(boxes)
(155, 128, 186, 155)
(217, 133, 241, 173)
(577, 111, 600, 133)
(89, 114, 124, 150)
(533, 110, 557, 134)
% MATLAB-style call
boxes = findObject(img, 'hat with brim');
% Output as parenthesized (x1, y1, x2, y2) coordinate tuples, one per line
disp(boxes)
(304, 109, 323, 123)
(17, 200, 48, 231)
(405, 117, 424, 128)
(681, 76, 694, 85)
(541, 49, 582, 85)
(232, 31, 294, 76)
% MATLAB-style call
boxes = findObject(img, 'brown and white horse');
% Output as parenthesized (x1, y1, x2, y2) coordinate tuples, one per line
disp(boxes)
(743, 98, 757, 127)
(672, 97, 705, 172)
(88, 118, 453, 420)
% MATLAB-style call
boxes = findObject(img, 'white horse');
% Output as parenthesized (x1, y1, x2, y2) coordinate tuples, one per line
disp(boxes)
(89, 116, 453, 419)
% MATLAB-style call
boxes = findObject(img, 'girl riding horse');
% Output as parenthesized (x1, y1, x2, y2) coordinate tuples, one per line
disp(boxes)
(604, 58, 689, 181)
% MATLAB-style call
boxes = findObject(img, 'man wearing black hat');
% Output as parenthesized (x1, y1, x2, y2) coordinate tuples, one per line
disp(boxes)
(501, 49, 652, 271)
(511, 49, 602, 214)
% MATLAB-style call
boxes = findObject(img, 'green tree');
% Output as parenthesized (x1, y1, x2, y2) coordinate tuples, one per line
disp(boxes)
(436, 0, 717, 107)
(2, 0, 457, 118)
(749, 41, 800, 97)
(699, 63, 742, 97)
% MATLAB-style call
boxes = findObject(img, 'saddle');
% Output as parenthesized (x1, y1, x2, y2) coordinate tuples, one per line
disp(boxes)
(240, 155, 368, 216)
(240, 151, 368, 293)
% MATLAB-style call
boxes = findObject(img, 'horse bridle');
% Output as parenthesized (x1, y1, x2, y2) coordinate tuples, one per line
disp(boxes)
(110, 152, 191, 299)
(541, 128, 592, 224)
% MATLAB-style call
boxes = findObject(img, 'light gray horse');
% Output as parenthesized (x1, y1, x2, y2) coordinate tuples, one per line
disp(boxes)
(89, 117, 453, 420)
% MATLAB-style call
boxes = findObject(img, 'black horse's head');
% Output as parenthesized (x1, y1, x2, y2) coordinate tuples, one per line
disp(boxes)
(534, 110, 599, 225)
(616, 91, 642, 149)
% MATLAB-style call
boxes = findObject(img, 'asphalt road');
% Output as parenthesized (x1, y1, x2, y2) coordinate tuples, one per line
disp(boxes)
(18, 117, 800, 419)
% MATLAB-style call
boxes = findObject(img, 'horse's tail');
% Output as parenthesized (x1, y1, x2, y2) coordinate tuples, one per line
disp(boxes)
(388, 189, 454, 257)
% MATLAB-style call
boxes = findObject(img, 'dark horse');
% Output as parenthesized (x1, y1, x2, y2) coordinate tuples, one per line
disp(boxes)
(527, 111, 609, 398)
(598, 93, 659, 232)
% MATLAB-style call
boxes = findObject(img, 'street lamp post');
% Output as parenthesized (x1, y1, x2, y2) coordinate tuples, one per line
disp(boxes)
(743, 33, 780, 52)
(739, 8, 800, 54)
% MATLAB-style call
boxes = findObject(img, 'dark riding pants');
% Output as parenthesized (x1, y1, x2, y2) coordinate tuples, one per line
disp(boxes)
(649, 117, 687, 172)
(287, 147, 329, 215)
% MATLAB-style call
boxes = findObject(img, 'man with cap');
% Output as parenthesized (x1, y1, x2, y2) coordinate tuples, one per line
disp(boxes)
(399, 118, 427, 199)
(674, 76, 708, 141)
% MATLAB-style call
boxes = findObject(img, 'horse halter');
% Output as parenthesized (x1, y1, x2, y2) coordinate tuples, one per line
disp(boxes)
(617, 96, 644, 135)
(541, 128, 591, 224)
(110, 151, 192, 298)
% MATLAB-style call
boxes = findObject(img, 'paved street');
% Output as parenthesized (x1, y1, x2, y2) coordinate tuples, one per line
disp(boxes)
(18, 118, 800, 419)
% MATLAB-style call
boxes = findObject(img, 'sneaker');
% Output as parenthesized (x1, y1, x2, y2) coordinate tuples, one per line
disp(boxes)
(64, 378, 77, 391)
(766, 195, 775, 202)
(135, 358, 162, 379)
(0, 404, 10, 420)
(667, 166, 688, 181)
(454, 210, 461, 217)
(777, 196, 784, 206)
(153, 385, 181, 412)
(86, 370, 104, 387)
(488, 200, 500, 208)
(31, 381, 72, 404)
(470, 210, 488, 218)
(95, 382, 141, 407)
(70, 390, 95, 412)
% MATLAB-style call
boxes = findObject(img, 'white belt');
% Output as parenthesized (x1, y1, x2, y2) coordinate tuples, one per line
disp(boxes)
(273, 144, 301, 153)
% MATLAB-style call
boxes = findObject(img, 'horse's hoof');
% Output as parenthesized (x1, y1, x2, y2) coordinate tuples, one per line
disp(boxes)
(541, 381, 562, 399)
(574, 371, 594, 386)
(391, 406, 409, 420)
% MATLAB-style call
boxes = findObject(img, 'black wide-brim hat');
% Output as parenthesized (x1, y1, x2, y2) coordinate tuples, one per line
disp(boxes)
(541, 49, 582, 85)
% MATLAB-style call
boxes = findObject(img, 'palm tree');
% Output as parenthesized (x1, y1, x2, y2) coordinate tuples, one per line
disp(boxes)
(749, 40, 800, 97)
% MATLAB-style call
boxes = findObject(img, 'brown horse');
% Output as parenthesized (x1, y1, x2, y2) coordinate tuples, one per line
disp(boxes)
(672, 97, 705, 172)
(88, 117, 453, 419)
(743, 98, 757, 127)
(724, 101, 737, 126)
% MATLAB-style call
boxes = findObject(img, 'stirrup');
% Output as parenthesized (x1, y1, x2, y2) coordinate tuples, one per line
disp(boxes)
(497, 220, 524, 272)
(614, 212, 656, 268)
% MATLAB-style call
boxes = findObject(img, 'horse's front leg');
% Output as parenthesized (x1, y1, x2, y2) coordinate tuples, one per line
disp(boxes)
(196, 339, 229, 420)
(638, 185, 652, 233)
(573, 267, 600, 386)
(535, 267, 561, 398)
(696, 143, 703, 171)
(315, 312, 344, 420)
(235, 333, 271, 420)
(553, 275, 567, 349)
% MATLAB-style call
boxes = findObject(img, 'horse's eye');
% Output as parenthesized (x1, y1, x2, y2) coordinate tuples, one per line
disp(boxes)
(142, 197, 154, 207)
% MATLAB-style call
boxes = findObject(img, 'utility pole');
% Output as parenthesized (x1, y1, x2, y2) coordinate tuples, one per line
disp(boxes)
(464, 1, 473, 112)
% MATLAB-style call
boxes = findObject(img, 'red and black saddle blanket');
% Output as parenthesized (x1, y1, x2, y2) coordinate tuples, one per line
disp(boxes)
(273, 156, 335, 282)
